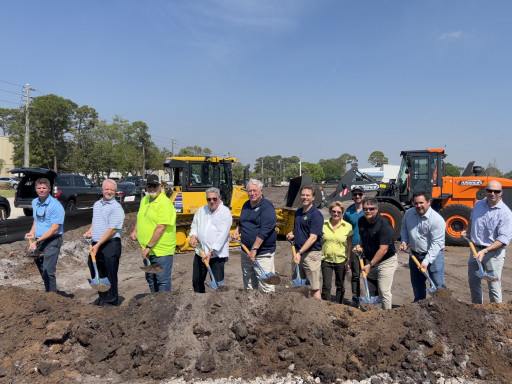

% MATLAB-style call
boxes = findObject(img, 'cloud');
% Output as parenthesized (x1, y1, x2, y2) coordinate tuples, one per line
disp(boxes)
(438, 31, 464, 41)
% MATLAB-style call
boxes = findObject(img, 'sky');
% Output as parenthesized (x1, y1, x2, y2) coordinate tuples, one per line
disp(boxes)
(1, 0, 511, 172)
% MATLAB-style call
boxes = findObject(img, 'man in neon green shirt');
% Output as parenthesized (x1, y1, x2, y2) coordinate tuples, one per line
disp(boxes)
(130, 174, 176, 292)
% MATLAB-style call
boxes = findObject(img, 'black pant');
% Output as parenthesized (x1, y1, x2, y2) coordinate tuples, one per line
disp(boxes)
(321, 260, 347, 303)
(350, 252, 361, 302)
(88, 239, 121, 305)
(192, 254, 227, 293)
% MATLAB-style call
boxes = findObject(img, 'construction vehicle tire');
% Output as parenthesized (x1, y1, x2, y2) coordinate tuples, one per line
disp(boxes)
(378, 202, 402, 240)
(440, 204, 471, 246)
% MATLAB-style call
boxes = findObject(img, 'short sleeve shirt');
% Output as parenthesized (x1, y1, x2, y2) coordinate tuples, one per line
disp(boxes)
(293, 205, 324, 251)
(358, 214, 396, 262)
(32, 195, 65, 238)
(137, 193, 177, 256)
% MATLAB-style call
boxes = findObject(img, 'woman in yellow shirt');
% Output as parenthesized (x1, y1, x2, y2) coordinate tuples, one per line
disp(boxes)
(321, 201, 353, 303)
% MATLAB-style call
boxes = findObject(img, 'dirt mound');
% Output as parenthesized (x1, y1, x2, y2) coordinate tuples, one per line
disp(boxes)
(1, 283, 511, 383)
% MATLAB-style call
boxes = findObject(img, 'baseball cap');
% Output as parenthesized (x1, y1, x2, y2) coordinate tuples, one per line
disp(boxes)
(352, 185, 365, 192)
(146, 174, 161, 185)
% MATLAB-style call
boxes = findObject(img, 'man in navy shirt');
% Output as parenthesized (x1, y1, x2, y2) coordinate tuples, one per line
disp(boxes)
(232, 179, 277, 293)
(287, 185, 324, 300)
(343, 185, 366, 307)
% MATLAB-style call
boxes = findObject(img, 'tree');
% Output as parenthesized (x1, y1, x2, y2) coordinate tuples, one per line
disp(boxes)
(232, 162, 246, 184)
(368, 151, 388, 167)
(301, 162, 325, 183)
(0, 108, 17, 136)
(502, 170, 512, 179)
(177, 146, 212, 157)
(485, 161, 502, 177)
(444, 162, 461, 177)
(319, 153, 358, 181)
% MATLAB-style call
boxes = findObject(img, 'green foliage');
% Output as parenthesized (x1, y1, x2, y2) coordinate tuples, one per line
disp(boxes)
(319, 153, 358, 181)
(444, 162, 461, 176)
(502, 170, 512, 179)
(302, 162, 325, 183)
(254, 155, 299, 183)
(232, 162, 246, 184)
(368, 151, 388, 167)
(177, 146, 212, 157)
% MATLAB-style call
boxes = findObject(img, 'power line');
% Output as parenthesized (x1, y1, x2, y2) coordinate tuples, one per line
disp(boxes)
(0, 79, 24, 87)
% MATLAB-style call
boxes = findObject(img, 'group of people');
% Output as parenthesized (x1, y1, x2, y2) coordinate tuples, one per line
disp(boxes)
(26, 175, 511, 309)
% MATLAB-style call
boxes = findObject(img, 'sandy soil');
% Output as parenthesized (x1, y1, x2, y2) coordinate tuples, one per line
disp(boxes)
(0, 187, 511, 384)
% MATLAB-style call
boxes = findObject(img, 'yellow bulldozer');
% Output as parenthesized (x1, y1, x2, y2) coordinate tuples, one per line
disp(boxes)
(162, 156, 324, 252)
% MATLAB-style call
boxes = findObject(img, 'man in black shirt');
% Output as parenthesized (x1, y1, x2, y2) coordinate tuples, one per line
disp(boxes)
(354, 198, 398, 309)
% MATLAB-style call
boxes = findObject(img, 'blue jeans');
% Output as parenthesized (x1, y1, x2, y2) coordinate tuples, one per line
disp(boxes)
(145, 254, 173, 292)
(468, 248, 505, 303)
(409, 251, 446, 302)
(34, 236, 62, 292)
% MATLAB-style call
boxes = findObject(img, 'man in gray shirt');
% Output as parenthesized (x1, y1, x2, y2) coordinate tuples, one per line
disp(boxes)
(399, 191, 446, 301)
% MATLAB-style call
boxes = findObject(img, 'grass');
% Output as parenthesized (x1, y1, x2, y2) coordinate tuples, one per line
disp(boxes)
(0, 189, 15, 198)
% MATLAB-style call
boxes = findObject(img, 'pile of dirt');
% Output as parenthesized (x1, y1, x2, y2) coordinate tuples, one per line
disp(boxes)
(1, 283, 511, 383)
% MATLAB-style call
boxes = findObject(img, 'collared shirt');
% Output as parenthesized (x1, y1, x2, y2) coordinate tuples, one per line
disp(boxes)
(358, 214, 395, 262)
(239, 196, 277, 254)
(189, 202, 232, 258)
(343, 204, 364, 246)
(471, 199, 512, 246)
(400, 207, 445, 265)
(293, 205, 324, 251)
(91, 198, 125, 242)
(321, 219, 353, 263)
(32, 195, 65, 238)
(137, 192, 177, 256)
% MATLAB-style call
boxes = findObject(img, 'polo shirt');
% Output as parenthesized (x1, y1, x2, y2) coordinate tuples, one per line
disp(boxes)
(358, 213, 395, 262)
(293, 205, 323, 251)
(91, 198, 125, 242)
(137, 192, 176, 256)
(32, 195, 65, 238)
(239, 196, 277, 254)
(321, 219, 353, 263)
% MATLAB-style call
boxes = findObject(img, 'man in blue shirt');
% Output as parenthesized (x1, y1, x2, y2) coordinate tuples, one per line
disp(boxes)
(343, 185, 365, 307)
(400, 191, 446, 302)
(25, 178, 65, 293)
(465, 180, 512, 303)
(232, 179, 277, 293)
(287, 185, 324, 300)
(84, 179, 125, 306)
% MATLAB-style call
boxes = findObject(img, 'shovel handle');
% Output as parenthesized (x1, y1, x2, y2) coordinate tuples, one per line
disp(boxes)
(468, 242, 478, 257)
(88, 245, 97, 263)
(410, 254, 422, 268)
(359, 258, 368, 279)
(198, 248, 210, 267)
(240, 243, 251, 255)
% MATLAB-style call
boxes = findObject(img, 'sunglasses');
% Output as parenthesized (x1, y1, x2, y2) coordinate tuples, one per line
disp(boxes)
(353, 192, 364, 197)
(146, 184, 159, 189)
(207, 197, 218, 202)
(363, 207, 376, 212)
(486, 189, 502, 194)
(36, 206, 46, 220)
(330, 210, 343, 215)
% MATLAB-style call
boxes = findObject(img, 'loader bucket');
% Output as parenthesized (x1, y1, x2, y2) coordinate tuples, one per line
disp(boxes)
(284, 175, 324, 208)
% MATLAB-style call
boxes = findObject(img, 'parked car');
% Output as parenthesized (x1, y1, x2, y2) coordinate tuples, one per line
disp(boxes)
(0, 177, 21, 189)
(122, 176, 146, 189)
(115, 182, 145, 203)
(9, 168, 102, 216)
(0, 196, 10, 220)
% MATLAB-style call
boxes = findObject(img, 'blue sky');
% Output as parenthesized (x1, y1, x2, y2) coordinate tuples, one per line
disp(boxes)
(2, 0, 511, 172)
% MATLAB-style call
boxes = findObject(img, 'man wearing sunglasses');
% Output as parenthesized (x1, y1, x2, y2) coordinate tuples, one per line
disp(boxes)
(25, 177, 65, 293)
(354, 197, 397, 309)
(189, 187, 232, 292)
(343, 185, 366, 307)
(232, 178, 277, 293)
(465, 180, 512, 303)
(130, 174, 176, 292)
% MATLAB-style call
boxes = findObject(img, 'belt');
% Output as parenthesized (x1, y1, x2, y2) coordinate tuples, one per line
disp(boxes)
(38, 235, 62, 241)
(92, 238, 121, 246)
(411, 250, 427, 257)
(474, 244, 487, 249)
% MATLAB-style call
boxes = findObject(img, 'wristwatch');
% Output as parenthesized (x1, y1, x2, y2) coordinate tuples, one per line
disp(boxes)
(484, 249, 489, 254)
(145, 245, 152, 249)
(251, 246, 259, 251)
(369, 262, 375, 268)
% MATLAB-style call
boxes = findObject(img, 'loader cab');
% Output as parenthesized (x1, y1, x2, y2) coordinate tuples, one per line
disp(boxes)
(163, 157, 234, 210)
(396, 149, 445, 204)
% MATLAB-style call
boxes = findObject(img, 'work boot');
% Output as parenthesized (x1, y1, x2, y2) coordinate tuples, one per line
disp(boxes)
(351, 297, 360, 309)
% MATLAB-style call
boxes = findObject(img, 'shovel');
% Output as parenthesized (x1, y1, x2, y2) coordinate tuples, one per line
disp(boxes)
(196, 247, 225, 291)
(140, 257, 163, 274)
(355, 251, 380, 304)
(233, 239, 281, 285)
(84, 238, 111, 292)
(464, 237, 499, 282)
(289, 240, 309, 287)
(25, 235, 44, 258)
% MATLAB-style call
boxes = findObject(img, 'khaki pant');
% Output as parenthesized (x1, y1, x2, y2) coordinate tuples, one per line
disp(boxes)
(293, 250, 322, 291)
(241, 250, 275, 293)
(366, 254, 398, 310)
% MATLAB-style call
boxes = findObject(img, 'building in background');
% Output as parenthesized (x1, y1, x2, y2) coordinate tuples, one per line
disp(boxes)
(359, 164, 400, 183)
(0, 136, 15, 177)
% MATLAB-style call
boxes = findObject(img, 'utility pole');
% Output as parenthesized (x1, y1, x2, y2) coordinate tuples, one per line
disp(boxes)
(299, 153, 302, 176)
(23, 84, 31, 167)
(171, 137, 175, 156)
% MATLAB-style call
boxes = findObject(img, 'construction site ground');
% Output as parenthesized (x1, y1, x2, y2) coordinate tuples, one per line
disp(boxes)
(0, 187, 511, 384)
